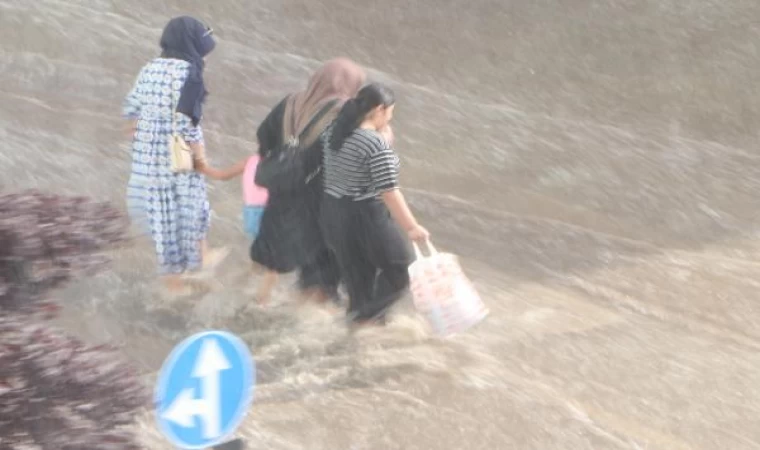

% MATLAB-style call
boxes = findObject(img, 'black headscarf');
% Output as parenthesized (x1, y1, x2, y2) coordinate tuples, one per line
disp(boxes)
(160, 16, 216, 126)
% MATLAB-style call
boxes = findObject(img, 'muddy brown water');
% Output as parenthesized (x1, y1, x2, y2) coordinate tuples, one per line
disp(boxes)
(3, 0, 760, 448)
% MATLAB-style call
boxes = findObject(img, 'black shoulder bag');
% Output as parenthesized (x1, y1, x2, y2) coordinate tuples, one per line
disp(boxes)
(255, 100, 338, 193)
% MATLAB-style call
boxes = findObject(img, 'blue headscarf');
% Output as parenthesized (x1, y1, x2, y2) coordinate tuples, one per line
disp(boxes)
(160, 16, 216, 126)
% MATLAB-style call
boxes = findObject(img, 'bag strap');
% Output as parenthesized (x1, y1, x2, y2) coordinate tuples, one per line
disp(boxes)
(412, 240, 438, 260)
(289, 99, 340, 147)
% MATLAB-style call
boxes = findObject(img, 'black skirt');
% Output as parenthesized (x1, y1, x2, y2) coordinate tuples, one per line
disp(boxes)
(251, 185, 325, 272)
(320, 195, 413, 320)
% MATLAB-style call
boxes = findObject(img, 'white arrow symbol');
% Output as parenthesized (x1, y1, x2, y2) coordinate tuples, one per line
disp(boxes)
(161, 337, 232, 439)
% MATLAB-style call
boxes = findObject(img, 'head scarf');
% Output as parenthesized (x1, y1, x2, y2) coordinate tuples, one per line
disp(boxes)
(160, 16, 216, 126)
(283, 58, 366, 147)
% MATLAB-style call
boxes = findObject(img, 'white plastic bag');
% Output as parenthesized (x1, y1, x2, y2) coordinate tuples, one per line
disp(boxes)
(408, 240, 488, 337)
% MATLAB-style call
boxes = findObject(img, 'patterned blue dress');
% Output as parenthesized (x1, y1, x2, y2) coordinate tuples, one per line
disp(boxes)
(123, 58, 210, 275)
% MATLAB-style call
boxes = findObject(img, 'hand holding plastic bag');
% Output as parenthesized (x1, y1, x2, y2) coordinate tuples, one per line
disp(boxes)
(408, 240, 488, 337)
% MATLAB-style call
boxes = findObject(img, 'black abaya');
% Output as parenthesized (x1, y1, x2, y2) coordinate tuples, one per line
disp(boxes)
(250, 98, 339, 295)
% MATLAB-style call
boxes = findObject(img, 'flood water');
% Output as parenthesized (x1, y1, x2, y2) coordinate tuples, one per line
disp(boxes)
(2, 0, 760, 448)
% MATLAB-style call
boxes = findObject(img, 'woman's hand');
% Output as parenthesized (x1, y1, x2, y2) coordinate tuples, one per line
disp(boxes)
(197, 159, 246, 181)
(406, 224, 430, 242)
(379, 124, 394, 146)
(125, 120, 138, 139)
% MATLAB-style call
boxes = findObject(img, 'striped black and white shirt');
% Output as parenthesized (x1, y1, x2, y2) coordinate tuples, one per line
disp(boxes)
(322, 127, 400, 201)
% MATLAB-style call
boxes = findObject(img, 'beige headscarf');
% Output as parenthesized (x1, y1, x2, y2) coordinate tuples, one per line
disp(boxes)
(282, 58, 366, 147)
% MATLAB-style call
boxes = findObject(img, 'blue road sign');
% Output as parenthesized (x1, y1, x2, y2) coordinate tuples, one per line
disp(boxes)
(155, 330, 255, 449)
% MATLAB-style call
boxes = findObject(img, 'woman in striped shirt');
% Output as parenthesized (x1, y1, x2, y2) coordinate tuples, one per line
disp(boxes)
(321, 83, 429, 325)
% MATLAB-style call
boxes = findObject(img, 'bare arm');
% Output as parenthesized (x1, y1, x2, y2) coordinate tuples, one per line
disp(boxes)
(381, 189, 429, 242)
(382, 189, 417, 230)
(189, 142, 246, 181)
(372, 138, 429, 242)
(199, 158, 246, 181)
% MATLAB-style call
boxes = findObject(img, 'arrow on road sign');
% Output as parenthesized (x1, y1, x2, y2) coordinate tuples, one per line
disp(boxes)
(161, 338, 232, 439)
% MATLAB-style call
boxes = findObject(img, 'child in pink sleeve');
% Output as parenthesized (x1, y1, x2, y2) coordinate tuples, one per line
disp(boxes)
(242, 155, 269, 240)
(242, 154, 279, 305)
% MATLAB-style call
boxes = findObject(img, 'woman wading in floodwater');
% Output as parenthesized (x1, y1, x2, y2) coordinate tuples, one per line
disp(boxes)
(123, 16, 243, 294)
(249, 58, 366, 306)
(320, 83, 429, 325)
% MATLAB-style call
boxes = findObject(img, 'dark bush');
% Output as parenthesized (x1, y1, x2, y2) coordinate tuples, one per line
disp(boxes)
(0, 190, 148, 449)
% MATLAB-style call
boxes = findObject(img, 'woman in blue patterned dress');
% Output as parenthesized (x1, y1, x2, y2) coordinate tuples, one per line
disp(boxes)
(123, 16, 244, 294)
